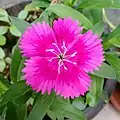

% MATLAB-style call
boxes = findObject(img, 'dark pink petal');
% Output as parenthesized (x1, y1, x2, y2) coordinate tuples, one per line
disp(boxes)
(19, 22, 56, 58)
(23, 57, 91, 98)
(68, 30, 104, 73)
(53, 18, 83, 48)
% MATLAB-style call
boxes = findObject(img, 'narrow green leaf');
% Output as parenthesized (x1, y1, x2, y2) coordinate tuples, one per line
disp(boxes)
(10, 25, 21, 37)
(105, 54, 120, 82)
(5, 102, 17, 120)
(72, 97, 86, 110)
(10, 46, 22, 83)
(18, 10, 28, 20)
(46, 4, 93, 29)
(17, 58, 25, 81)
(103, 25, 120, 50)
(91, 21, 104, 36)
(26, 92, 55, 120)
(47, 110, 56, 120)
(0, 26, 8, 35)
(16, 104, 27, 120)
(11, 17, 30, 33)
(90, 75, 104, 97)
(0, 60, 6, 72)
(0, 81, 30, 107)
(50, 97, 86, 120)
(79, 0, 120, 8)
(0, 47, 5, 59)
(93, 62, 116, 79)
(109, 36, 120, 48)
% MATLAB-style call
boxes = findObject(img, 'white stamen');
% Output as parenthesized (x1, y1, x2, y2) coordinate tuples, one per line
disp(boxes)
(48, 57, 58, 62)
(52, 43, 62, 54)
(71, 52, 77, 57)
(46, 49, 59, 56)
(61, 41, 67, 55)
(58, 59, 63, 74)
(64, 65, 68, 70)
(65, 51, 77, 58)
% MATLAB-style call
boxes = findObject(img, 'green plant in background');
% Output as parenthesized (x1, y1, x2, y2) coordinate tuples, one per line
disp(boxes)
(0, 0, 120, 120)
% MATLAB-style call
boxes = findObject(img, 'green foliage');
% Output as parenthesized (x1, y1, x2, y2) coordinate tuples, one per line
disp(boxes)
(10, 46, 22, 83)
(26, 92, 55, 120)
(86, 75, 104, 107)
(46, 4, 93, 29)
(50, 97, 86, 120)
(78, 0, 120, 8)
(105, 53, 120, 82)
(93, 62, 116, 79)
(0, 0, 120, 120)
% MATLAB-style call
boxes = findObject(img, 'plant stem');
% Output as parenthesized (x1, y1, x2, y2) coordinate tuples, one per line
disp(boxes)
(102, 8, 116, 30)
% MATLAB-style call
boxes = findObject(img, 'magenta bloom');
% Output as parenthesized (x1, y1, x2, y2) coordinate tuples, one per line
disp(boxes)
(20, 18, 104, 98)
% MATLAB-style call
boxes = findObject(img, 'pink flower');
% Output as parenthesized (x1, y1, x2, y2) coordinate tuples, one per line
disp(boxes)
(20, 18, 104, 98)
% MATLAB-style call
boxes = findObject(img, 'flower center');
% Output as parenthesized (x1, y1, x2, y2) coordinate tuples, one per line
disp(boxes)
(46, 42, 77, 73)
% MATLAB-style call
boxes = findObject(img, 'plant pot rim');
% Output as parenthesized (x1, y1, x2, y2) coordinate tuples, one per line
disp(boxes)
(5, 2, 117, 120)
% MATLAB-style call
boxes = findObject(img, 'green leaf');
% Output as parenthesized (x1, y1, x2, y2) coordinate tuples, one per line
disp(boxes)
(109, 36, 120, 48)
(11, 17, 30, 33)
(0, 81, 30, 107)
(46, 4, 93, 29)
(90, 9, 102, 24)
(5, 102, 17, 120)
(0, 8, 9, 23)
(0, 60, 6, 72)
(4, 57, 11, 65)
(0, 76, 8, 93)
(0, 26, 8, 35)
(47, 110, 56, 120)
(91, 21, 104, 36)
(17, 58, 25, 81)
(105, 54, 120, 82)
(26, 92, 55, 120)
(90, 75, 104, 97)
(50, 97, 86, 120)
(82, 9, 102, 25)
(10, 46, 22, 83)
(103, 25, 120, 50)
(31, 0, 50, 8)
(15, 104, 27, 120)
(33, 11, 49, 23)
(93, 62, 116, 79)
(72, 97, 86, 110)
(0, 8, 8, 17)
(18, 10, 28, 20)
(0, 47, 5, 59)
(0, 35, 6, 46)
(79, 0, 120, 8)
(86, 92, 96, 107)
(10, 25, 21, 37)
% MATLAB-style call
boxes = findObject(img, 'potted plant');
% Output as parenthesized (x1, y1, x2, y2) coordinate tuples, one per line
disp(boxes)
(0, 0, 120, 120)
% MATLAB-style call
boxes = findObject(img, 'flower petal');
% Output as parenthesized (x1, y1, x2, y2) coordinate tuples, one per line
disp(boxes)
(19, 22, 56, 58)
(53, 18, 83, 47)
(23, 57, 91, 98)
(69, 30, 104, 73)
(54, 62, 91, 99)
(23, 57, 58, 94)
